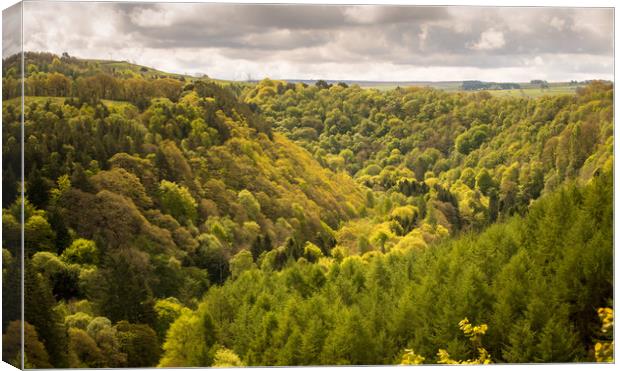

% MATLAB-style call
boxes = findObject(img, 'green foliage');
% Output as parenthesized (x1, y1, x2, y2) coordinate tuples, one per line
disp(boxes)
(84, 316, 128, 367)
(244, 79, 612, 230)
(3, 321, 52, 368)
(68, 327, 105, 367)
(61, 238, 99, 266)
(25, 215, 56, 255)
(24, 260, 69, 367)
(389, 205, 419, 234)
(96, 248, 155, 324)
(166, 170, 612, 365)
(303, 242, 324, 263)
(238, 190, 261, 220)
(158, 305, 216, 367)
(115, 321, 161, 367)
(230, 249, 256, 279)
(65, 312, 94, 330)
(159, 180, 198, 225)
(475, 168, 495, 195)
(4, 54, 612, 367)
(455, 125, 490, 155)
(91, 168, 153, 209)
(153, 298, 185, 341)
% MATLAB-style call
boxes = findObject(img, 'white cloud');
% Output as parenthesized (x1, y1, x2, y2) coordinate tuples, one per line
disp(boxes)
(130, 6, 174, 28)
(343, 6, 377, 24)
(549, 16, 566, 31)
(534, 56, 544, 66)
(469, 28, 506, 51)
(418, 24, 429, 51)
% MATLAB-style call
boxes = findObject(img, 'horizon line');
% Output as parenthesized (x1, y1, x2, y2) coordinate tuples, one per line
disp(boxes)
(3, 50, 614, 85)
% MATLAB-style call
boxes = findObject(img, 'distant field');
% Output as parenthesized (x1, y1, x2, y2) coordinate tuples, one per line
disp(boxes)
(482, 84, 579, 98)
(358, 81, 582, 97)
(85, 59, 240, 86)
(85, 59, 192, 80)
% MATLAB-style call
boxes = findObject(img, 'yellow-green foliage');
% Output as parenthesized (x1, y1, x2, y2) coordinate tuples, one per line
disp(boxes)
(165, 170, 612, 365)
(154, 298, 186, 340)
(400, 349, 425, 365)
(2, 54, 613, 368)
(230, 249, 256, 279)
(245, 78, 612, 242)
(392, 230, 427, 251)
(61, 238, 99, 266)
(213, 347, 245, 367)
(335, 218, 375, 254)
(369, 222, 398, 253)
(303, 242, 324, 263)
(402, 318, 492, 365)
(159, 180, 198, 224)
(158, 307, 210, 367)
(389, 205, 419, 233)
(595, 308, 613, 363)
(65, 312, 94, 330)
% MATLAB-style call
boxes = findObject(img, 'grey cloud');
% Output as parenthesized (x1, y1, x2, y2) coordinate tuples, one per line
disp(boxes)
(119, 4, 451, 51)
(2, 3, 22, 59)
(131, 24, 333, 51)
(120, 4, 613, 64)
(17, 1, 614, 81)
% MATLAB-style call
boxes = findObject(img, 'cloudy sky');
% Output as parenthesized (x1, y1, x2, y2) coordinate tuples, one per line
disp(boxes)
(10, 1, 615, 81)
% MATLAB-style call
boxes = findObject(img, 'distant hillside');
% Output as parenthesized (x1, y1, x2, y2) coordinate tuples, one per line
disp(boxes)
(2, 52, 252, 106)
(282, 79, 597, 95)
(3, 52, 602, 94)
(2, 51, 194, 79)
(244, 78, 613, 242)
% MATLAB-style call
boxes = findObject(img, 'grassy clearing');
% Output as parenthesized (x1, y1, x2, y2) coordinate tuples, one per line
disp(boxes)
(483, 85, 578, 98)
(4, 96, 137, 111)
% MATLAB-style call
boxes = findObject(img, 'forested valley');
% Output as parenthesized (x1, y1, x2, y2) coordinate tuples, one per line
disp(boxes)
(2, 52, 614, 367)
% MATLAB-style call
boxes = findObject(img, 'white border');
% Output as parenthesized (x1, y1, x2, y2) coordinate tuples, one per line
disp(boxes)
(0, 1, 617, 371)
